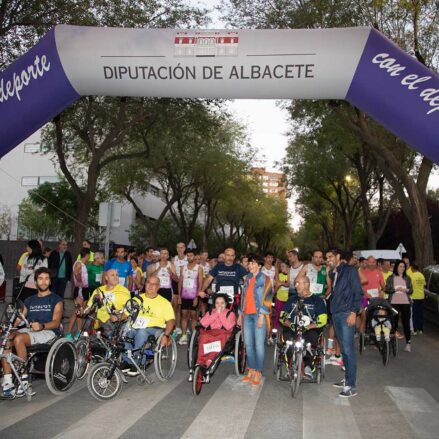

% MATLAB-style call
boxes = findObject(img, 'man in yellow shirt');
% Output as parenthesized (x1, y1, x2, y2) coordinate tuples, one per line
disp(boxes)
(85, 268, 131, 333)
(410, 264, 426, 335)
(381, 259, 393, 283)
(122, 275, 175, 376)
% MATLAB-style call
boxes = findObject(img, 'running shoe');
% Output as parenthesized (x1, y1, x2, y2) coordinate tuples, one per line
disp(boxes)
(221, 355, 235, 363)
(242, 368, 255, 383)
(396, 331, 404, 340)
(339, 387, 358, 398)
(331, 357, 344, 367)
(65, 333, 75, 342)
(178, 334, 188, 345)
(404, 344, 411, 352)
(333, 378, 346, 388)
(16, 380, 29, 397)
(2, 383, 16, 398)
(326, 348, 335, 356)
(120, 362, 132, 373)
(304, 366, 314, 379)
(418, 330, 423, 335)
(252, 371, 262, 386)
(127, 366, 140, 377)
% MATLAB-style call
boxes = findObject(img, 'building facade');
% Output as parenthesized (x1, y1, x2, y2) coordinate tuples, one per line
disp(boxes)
(252, 167, 287, 198)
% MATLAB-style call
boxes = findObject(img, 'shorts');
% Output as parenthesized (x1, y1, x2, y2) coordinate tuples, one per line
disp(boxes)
(74, 286, 93, 302)
(18, 327, 57, 345)
(181, 298, 197, 311)
(158, 288, 173, 302)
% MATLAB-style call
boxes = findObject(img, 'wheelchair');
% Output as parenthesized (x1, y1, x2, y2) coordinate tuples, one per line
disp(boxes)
(273, 302, 326, 398)
(86, 298, 177, 401)
(0, 301, 77, 400)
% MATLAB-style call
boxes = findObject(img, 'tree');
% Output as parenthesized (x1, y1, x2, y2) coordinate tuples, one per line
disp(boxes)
(224, 0, 439, 266)
(0, 204, 12, 239)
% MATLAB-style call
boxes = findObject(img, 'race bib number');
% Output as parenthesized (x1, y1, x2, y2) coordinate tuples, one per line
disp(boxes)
(104, 292, 115, 303)
(367, 288, 379, 298)
(118, 276, 126, 286)
(133, 317, 149, 329)
(159, 274, 170, 288)
(96, 273, 102, 283)
(183, 278, 195, 289)
(203, 340, 222, 354)
(310, 283, 324, 295)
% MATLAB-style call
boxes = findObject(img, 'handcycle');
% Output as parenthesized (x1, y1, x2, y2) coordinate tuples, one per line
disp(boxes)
(86, 298, 177, 401)
(0, 300, 77, 400)
(273, 298, 326, 398)
(359, 298, 398, 366)
(190, 323, 246, 395)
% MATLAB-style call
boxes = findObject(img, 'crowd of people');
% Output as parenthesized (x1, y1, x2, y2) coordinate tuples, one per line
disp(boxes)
(0, 239, 427, 399)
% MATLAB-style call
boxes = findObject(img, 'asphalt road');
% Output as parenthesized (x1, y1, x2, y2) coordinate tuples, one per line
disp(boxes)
(1, 300, 439, 439)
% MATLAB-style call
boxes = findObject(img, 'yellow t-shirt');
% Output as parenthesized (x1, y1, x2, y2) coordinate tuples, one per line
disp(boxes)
(406, 267, 414, 279)
(87, 284, 131, 323)
(276, 272, 289, 302)
(132, 293, 175, 329)
(77, 251, 95, 263)
(18, 252, 28, 267)
(382, 270, 392, 283)
(410, 271, 426, 300)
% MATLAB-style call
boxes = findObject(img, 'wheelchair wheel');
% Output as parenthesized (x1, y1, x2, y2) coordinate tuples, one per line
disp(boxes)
(192, 366, 203, 395)
(45, 338, 77, 396)
(290, 351, 302, 398)
(381, 340, 390, 366)
(234, 330, 246, 376)
(316, 368, 322, 385)
(392, 336, 398, 357)
(75, 338, 90, 380)
(154, 334, 177, 382)
(359, 333, 365, 354)
(87, 362, 123, 401)
(187, 328, 199, 370)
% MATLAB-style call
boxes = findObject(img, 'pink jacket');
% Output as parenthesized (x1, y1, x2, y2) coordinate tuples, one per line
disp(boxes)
(200, 309, 236, 331)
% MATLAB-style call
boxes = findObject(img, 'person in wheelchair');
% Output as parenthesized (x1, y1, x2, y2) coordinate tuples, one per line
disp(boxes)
(121, 275, 175, 376)
(1, 267, 63, 397)
(199, 293, 236, 331)
(280, 276, 327, 380)
(83, 268, 131, 337)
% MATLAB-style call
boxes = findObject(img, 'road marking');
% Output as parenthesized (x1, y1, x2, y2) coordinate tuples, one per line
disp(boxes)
(181, 375, 264, 439)
(0, 380, 86, 432)
(50, 372, 185, 439)
(386, 386, 439, 439)
(303, 383, 362, 439)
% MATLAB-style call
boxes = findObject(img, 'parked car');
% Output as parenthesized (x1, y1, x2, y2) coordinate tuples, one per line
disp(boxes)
(421, 265, 439, 323)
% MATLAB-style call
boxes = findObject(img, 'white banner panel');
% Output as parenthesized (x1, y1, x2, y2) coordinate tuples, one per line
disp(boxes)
(55, 26, 370, 99)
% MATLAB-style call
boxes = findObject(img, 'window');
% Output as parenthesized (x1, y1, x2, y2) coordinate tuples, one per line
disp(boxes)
(39, 176, 58, 184)
(24, 142, 41, 153)
(21, 176, 39, 186)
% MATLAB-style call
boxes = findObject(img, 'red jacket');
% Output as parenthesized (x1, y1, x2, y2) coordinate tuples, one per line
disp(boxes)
(200, 308, 236, 331)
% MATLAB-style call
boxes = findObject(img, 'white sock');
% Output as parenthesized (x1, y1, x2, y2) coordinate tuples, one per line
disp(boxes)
(3, 374, 12, 386)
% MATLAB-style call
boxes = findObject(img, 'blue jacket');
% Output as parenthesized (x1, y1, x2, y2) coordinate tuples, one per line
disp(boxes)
(330, 263, 362, 314)
(240, 271, 273, 316)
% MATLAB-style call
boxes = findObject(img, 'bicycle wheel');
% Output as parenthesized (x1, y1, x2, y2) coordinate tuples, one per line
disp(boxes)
(187, 328, 199, 370)
(75, 338, 90, 380)
(392, 336, 398, 357)
(273, 340, 279, 375)
(234, 330, 246, 376)
(381, 340, 390, 366)
(154, 334, 177, 381)
(192, 366, 203, 395)
(290, 351, 302, 398)
(87, 362, 123, 401)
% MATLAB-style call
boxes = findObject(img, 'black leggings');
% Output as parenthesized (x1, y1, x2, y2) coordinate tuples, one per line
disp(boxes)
(392, 303, 411, 344)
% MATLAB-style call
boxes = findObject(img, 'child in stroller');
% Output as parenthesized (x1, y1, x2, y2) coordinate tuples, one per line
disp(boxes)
(367, 298, 396, 342)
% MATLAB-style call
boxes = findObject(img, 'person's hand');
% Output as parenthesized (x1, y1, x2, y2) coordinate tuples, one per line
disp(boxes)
(198, 291, 207, 298)
(31, 322, 43, 331)
(346, 312, 356, 327)
(366, 293, 373, 299)
(110, 314, 119, 323)
(192, 298, 198, 307)
(257, 314, 264, 328)
(161, 334, 171, 346)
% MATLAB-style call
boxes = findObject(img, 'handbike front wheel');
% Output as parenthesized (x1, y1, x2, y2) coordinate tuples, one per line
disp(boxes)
(290, 351, 302, 398)
(381, 340, 390, 366)
(192, 366, 203, 395)
(87, 362, 123, 401)
(187, 328, 199, 370)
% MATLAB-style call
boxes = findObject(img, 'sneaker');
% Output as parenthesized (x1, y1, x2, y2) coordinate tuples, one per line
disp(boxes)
(266, 338, 274, 346)
(341, 366, 346, 372)
(252, 371, 262, 386)
(339, 387, 358, 398)
(178, 334, 188, 345)
(333, 378, 346, 388)
(175, 328, 182, 335)
(418, 330, 423, 335)
(188, 372, 193, 383)
(66, 332, 75, 342)
(332, 357, 344, 367)
(326, 348, 335, 356)
(411, 330, 417, 336)
(242, 368, 255, 383)
(304, 366, 314, 379)
(120, 362, 131, 373)
(404, 343, 411, 352)
(127, 366, 140, 377)
(221, 355, 235, 363)
(2, 383, 16, 398)
(396, 331, 404, 340)
(16, 380, 29, 397)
